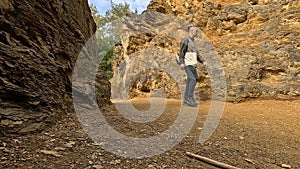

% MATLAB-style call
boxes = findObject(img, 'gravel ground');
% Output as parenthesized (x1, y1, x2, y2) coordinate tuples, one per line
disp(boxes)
(1, 99, 299, 169)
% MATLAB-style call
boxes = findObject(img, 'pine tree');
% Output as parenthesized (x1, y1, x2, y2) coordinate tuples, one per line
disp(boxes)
(89, 3, 132, 79)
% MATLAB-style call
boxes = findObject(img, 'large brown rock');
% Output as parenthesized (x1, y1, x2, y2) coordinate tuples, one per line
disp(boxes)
(111, 12, 216, 100)
(112, 0, 300, 102)
(0, 0, 111, 135)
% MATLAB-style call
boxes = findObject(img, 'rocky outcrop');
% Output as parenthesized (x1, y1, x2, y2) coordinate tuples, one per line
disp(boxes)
(112, 0, 300, 102)
(0, 0, 110, 135)
(111, 13, 188, 99)
(111, 12, 222, 100)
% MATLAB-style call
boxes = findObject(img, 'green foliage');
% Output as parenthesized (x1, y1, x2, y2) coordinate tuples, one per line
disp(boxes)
(89, 4, 101, 24)
(100, 48, 114, 79)
(102, 3, 131, 24)
(89, 2, 132, 79)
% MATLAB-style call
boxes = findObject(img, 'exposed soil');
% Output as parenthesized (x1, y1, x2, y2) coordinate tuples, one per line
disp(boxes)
(1, 99, 299, 169)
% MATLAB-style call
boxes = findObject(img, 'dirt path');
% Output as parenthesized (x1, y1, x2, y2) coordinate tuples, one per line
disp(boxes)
(1, 99, 299, 169)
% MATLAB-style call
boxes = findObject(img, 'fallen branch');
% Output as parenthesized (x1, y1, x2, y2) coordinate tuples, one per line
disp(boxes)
(186, 152, 241, 169)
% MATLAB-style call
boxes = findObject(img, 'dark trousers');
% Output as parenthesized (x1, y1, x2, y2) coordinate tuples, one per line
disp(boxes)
(184, 65, 198, 100)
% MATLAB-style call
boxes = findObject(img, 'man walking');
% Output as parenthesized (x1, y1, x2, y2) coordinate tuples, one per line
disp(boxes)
(178, 25, 207, 107)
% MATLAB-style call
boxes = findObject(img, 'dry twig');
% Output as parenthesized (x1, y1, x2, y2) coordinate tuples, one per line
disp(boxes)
(186, 152, 241, 169)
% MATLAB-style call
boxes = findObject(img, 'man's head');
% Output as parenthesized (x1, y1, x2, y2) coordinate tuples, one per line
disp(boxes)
(188, 25, 198, 38)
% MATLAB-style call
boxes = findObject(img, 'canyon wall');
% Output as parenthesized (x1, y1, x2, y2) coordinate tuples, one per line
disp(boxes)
(112, 0, 300, 102)
(0, 0, 111, 134)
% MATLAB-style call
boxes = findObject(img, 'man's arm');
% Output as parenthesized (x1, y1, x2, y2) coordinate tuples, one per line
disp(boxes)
(179, 38, 189, 65)
(196, 51, 206, 65)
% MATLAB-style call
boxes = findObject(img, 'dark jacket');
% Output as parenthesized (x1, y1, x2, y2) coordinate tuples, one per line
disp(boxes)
(178, 36, 204, 65)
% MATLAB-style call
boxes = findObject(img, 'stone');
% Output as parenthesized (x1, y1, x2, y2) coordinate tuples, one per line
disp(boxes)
(18, 123, 43, 133)
(92, 165, 104, 169)
(0, 0, 14, 13)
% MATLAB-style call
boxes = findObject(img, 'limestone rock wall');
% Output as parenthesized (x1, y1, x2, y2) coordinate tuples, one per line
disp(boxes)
(0, 0, 110, 134)
(112, 0, 300, 102)
(111, 13, 191, 100)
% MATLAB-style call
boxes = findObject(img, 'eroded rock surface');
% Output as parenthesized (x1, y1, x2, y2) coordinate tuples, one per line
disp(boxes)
(0, 0, 111, 134)
(112, 0, 300, 102)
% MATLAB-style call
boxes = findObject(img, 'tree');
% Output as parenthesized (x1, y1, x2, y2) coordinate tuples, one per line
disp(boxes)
(89, 2, 132, 79)
(89, 4, 101, 24)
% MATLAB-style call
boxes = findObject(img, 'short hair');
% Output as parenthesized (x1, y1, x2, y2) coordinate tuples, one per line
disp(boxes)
(188, 25, 197, 32)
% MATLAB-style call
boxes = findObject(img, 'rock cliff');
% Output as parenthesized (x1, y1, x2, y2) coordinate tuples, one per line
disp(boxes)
(0, 0, 110, 134)
(112, 0, 300, 102)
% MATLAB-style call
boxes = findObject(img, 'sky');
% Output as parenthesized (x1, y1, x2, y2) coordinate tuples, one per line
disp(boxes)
(88, 0, 151, 15)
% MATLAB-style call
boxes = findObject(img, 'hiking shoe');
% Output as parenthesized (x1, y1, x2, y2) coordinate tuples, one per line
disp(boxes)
(183, 99, 197, 107)
(189, 98, 198, 105)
